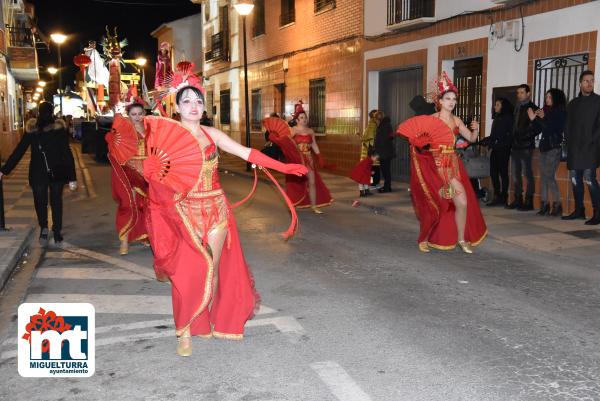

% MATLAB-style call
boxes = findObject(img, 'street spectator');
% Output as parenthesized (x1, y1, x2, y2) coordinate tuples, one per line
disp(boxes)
(531, 88, 567, 217)
(200, 110, 213, 126)
(506, 84, 541, 211)
(361, 109, 378, 159)
(485, 98, 513, 206)
(562, 70, 600, 224)
(409, 95, 436, 116)
(374, 115, 395, 192)
(0, 101, 77, 246)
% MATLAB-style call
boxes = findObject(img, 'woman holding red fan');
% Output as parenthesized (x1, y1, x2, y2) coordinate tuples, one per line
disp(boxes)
(263, 102, 333, 214)
(106, 102, 149, 255)
(397, 72, 487, 253)
(143, 64, 307, 356)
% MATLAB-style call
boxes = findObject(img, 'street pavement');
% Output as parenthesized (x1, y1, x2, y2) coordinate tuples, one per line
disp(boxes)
(0, 150, 599, 401)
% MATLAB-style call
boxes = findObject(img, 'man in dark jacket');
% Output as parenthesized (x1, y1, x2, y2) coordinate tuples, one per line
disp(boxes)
(374, 115, 395, 192)
(506, 84, 541, 211)
(562, 70, 600, 224)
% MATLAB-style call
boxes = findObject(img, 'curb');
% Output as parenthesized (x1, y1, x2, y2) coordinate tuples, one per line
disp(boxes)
(0, 224, 36, 291)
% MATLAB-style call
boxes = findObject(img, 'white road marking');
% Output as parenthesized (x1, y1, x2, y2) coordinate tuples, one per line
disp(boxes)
(310, 361, 373, 401)
(24, 294, 173, 315)
(59, 242, 155, 279)
(44, 251, 90, 260)
(35, 267, 144, 281)
(1, 312, 298, 360)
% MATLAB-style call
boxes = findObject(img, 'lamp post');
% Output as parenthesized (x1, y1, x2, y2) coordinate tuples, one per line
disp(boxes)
(50, 33, 67, 117)
(234, 0, 254, 171)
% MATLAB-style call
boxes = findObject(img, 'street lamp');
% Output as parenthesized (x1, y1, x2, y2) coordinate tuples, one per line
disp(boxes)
(38, 81, 47, 87)
(234, 0, 254, 171)
(135, 58, 147, 67)
(47, 67, 58, 75)
(50, 33, 67, 116)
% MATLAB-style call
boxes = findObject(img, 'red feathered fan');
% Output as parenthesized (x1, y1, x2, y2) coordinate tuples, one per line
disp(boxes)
(396, 115, 453, 148)
(142, 116, 204, 194)
(263, 117, 291, 138)
(105, 114, 138, 164)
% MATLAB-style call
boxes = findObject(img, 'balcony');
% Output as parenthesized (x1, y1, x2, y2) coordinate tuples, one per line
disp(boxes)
(204, 32, 229, 63)
(387, 0, 435, 31)
(7, 26, 39, 81)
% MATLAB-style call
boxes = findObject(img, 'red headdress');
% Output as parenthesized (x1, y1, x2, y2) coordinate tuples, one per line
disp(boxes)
(292, 100, 305, 120)
(154, 61, 206, 103)
(435, 71, 459, 99)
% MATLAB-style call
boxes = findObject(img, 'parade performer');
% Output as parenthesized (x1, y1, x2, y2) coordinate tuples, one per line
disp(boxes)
(349, 148, 378, 197)
(105, 101, 149, 255)
(263, 103, 333, 214)
(143, 64, 307, 356)
(154, 42, 172, 89)
(397, 72, 487, 253)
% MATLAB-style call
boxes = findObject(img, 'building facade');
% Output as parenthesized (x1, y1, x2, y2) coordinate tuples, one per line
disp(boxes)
(364, 0, 599, 210)
(0, 0, 42, 160)
(202, 0, 364, 173)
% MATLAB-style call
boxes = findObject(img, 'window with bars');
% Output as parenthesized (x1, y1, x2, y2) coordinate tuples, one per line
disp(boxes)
(387, 0, 435, 26)
(309, 78, 326, 133)
(251, 89, 262, 131)
(220, 89, 230, 125)
(315, 0, 335, 13)
(453, 58, 483, 130)
(533, 53, 589, 107)
(253, 0, 265, 37)
(280, 0, 295, 26)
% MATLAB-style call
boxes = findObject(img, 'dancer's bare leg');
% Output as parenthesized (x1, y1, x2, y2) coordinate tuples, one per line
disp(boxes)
(450, 178, 470, 252)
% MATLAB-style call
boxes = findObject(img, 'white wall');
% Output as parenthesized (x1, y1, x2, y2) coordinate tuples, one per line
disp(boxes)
(365, 0, 497, 37)
(168, 14, 203, 69)
(364, 2, 600, 135)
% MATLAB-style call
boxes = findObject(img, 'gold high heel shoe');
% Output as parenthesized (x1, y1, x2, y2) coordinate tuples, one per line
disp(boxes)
(176, 333, 192, 357)
(418, 242, 430, 253)
(119, 239, 129, 255)
(312, 206, 323, 214)
(457, 240, 473, 254)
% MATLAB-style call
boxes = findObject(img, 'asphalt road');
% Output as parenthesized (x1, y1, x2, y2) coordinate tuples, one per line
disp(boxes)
(1, 160, 599, 401)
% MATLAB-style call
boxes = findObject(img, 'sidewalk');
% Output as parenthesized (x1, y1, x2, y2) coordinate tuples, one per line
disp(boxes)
(0, 155, 35, 290)
(219, 153, 600, 260)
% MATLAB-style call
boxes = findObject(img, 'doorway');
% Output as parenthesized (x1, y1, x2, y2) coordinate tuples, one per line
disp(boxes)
(378, 67, 422, 182)
(453, 57, 483, 134)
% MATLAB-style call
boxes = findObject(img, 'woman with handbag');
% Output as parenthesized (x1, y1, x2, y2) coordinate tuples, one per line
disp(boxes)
(0, 102, 77, 246)
(530, 89, 567, 217)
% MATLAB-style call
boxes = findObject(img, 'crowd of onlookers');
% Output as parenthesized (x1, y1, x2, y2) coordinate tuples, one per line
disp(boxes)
(355, 70, 600, 225)
(485, 69, 600, 225)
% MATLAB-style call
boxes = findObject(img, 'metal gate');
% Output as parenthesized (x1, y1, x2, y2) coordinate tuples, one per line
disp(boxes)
(378, 67, 422, 182)
(533, 53, 588, 105)
(454, 58, 483, 131)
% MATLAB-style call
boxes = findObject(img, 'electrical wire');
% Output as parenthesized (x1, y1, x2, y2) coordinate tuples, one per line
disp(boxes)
(514, 6, 525, 52)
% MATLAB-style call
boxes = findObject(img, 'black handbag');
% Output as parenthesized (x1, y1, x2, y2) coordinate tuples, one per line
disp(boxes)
(36, 135, 70, 182)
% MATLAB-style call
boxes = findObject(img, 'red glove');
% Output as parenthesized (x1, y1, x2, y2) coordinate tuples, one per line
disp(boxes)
(248, 149, 308, 176)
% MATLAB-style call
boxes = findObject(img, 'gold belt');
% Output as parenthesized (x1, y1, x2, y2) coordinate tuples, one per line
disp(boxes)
(184, 188, 224, 199)
(431, 145, 456, 154)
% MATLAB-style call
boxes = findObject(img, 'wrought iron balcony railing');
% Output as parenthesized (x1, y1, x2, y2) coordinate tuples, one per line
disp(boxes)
(387, 0, 435, 26)
(204, 31, 228, 62)
(7, 25, 34, 47)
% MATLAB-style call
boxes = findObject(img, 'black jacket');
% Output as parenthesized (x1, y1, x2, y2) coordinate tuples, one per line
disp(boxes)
(532, 108, 566, 153)
(565, 92, 600, 170)
(512, 100, 541, 150)
(488, 113, 513, 150)
(374, 117, 396, 160)
(1, 118, 76, 185)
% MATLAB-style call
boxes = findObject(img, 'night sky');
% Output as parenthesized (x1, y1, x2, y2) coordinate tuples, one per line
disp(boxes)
(29, 0, 200, 92)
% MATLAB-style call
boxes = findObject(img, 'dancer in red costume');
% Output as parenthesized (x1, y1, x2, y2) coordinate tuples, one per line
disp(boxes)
(143, 65, 307, 356)
(265, 102, 333, 214)
(106, 102, 149, 255)
(397, 72, 487, 253)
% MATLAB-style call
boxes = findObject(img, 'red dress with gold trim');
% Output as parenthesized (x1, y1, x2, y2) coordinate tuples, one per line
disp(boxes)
(269, 132, 333, 208)
(108, 128, 149, 243)
(145, 122, 259, 339)
(399, 116, 487, 249)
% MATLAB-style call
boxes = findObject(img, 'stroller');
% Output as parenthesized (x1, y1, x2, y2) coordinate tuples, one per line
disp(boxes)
(456, 140, 490, 203)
